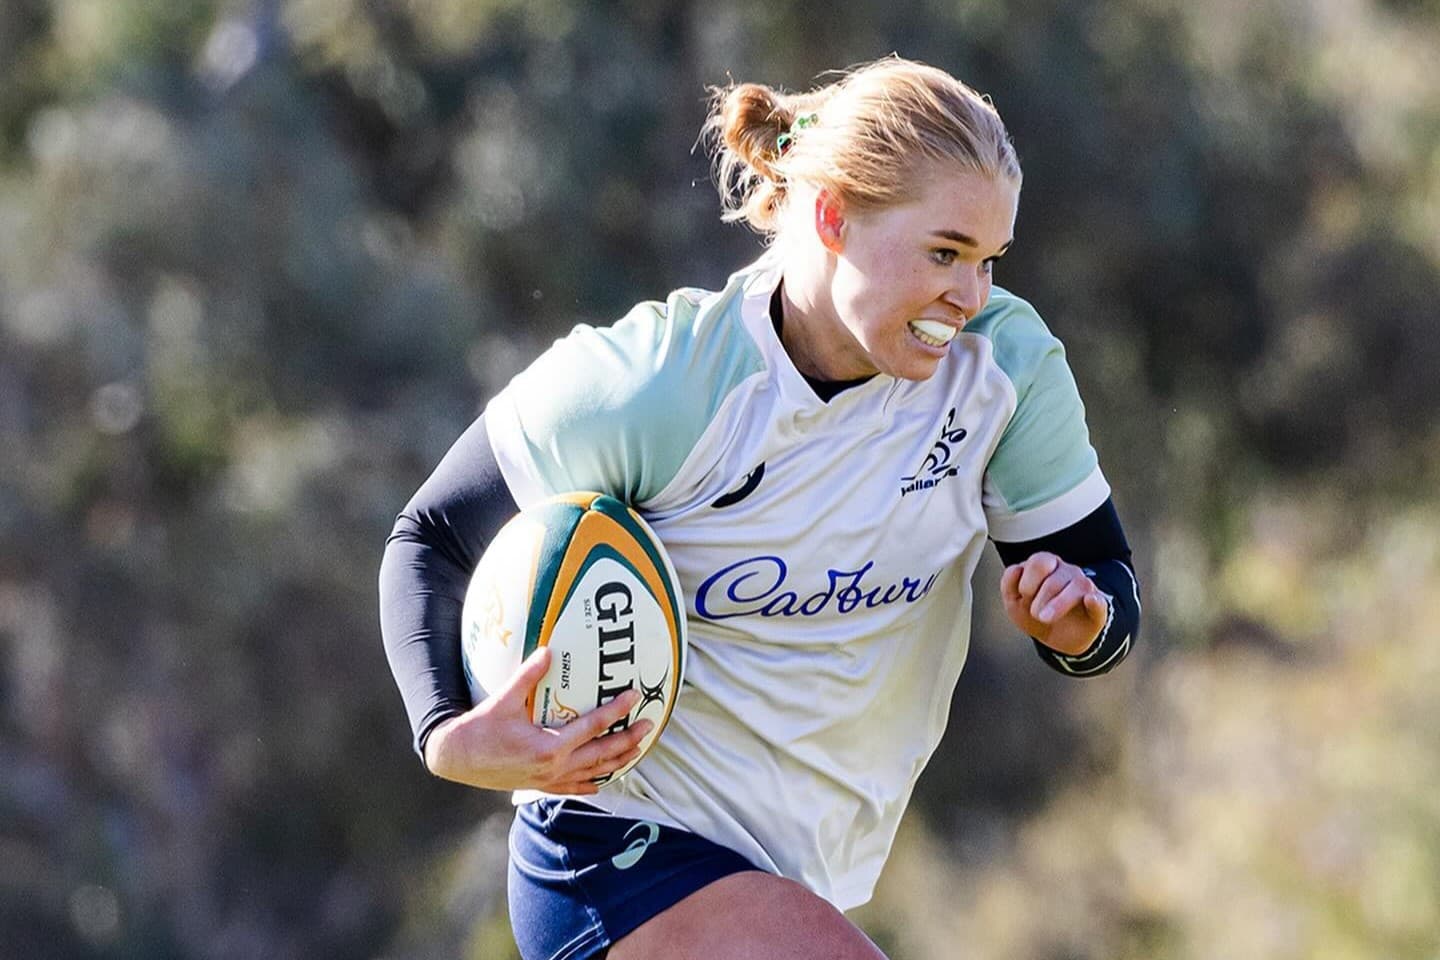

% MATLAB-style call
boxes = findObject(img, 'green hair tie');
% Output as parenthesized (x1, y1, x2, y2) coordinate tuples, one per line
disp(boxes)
(776, 112, 820, 154)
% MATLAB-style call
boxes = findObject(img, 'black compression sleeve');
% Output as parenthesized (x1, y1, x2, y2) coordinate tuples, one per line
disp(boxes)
(378, 414, 520, 759)
(993, 497, 1141, 677)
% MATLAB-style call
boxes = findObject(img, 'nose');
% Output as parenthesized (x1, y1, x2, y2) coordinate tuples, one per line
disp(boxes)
(942, 268, 985, 321)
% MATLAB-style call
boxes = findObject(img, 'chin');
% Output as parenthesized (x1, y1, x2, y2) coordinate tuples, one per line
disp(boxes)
(894, 344, 948, 380)
(889, 360, 942, 382)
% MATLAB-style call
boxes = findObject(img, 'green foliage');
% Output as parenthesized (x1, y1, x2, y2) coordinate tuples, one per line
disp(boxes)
(49, 0, 220, 81)
(863, 503, 1440, 959)
(1, 0, 1438, 956)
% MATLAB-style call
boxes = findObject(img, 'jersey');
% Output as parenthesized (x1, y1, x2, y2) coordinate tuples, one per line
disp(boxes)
(483, 253, 1111, 909)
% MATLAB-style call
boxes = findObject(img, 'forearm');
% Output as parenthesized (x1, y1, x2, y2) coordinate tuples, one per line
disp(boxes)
(378, 519, 475, 758)
(377, 413, 520, 758)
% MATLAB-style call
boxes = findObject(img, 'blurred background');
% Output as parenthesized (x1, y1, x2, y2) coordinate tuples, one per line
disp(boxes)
(2, 0, 1438, 957)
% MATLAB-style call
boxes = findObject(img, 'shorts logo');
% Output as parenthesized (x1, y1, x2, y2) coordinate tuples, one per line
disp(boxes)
(611, 821, 661, 870)
(900, 408, 966, 497)
(711, 462, 766, 508)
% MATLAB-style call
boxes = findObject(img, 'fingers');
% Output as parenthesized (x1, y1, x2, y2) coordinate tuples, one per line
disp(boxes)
(1082, 589, 1110, 626)
(571, 745, 646, 786)
(1001, 553, 1109, 630)
(569, 718, 654, 770)
(558, 688, 642, 748)
(1017, 552, 1060, 597)
(1001, 553, 1061, 620)
(1000, 563, 1024, 605)
(1035, 577, 1090, 624)
(511, 676, 655, 791)
(1001, 553, 1060, 606)
(1028, 568, 1070, 621)
(547, 697, 652, 789)
(539, 724, 651, 794)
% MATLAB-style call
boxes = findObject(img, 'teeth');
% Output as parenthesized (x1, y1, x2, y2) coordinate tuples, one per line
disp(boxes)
(909, 319, 957, 347)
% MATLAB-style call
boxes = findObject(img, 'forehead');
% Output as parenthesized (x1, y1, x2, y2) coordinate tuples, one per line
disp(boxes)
(882, 166, 1019, 237)
(858, 161, 1019, 238)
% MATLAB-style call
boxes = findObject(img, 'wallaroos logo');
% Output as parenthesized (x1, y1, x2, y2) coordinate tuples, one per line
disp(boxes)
(900, 407, 967, 497)
(611, 821, 661, 870)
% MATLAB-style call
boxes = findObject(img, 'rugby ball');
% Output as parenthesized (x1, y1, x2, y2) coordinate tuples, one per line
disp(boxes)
(460, 491, 686, 783)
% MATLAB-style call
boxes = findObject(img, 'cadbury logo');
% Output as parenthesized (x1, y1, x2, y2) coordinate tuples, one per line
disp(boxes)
(695, 556, 940, 620)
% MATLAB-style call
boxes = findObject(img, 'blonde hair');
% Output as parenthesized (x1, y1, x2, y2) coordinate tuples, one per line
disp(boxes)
(704, 57, 1021, 235)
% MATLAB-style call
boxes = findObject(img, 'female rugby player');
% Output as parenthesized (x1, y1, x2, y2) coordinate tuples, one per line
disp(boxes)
(380, 56, 1141, 960)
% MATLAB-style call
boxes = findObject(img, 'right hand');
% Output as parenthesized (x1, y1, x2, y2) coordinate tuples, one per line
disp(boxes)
(423, 648, 652, 795)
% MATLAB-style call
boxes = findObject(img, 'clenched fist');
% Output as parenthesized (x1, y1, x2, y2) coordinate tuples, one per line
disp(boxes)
(999, 551, 1109, 656)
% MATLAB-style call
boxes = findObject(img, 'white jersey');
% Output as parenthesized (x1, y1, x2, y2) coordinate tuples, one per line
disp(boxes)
(485, 254, 1110, 908)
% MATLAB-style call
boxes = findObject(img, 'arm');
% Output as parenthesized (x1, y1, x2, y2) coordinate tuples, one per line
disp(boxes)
(378, 415, 515, 758)
(968, 295, 1136, 675)
(992, 497, 1140, 676)
(377, 414, 648, 792)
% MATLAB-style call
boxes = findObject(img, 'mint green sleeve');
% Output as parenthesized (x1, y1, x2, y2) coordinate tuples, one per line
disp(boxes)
(978, 295, 1111, 542)
(483, 287, 764, 508)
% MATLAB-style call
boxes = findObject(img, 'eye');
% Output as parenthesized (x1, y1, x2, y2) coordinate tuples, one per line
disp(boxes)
(930, 248, 959, 267)
(982, 256, 999, 274)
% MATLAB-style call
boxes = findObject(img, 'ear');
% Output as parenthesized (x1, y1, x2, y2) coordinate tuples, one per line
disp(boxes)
(814, 190, 845, 254)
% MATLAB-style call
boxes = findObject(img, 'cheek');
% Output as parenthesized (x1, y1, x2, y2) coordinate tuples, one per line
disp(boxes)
(831, 253, 933, 334)
(839, 281, 907, 341)
(850, 261, 923, 308)
(830, 264, 884, 321)
(892, 271, 948, 320)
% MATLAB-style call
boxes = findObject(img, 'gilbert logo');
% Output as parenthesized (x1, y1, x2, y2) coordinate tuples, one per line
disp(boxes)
(637, 668, 669, 712)
(593, 581, 637, 731)
(900, 408, 966, 497)
(611, 821, 661, 870)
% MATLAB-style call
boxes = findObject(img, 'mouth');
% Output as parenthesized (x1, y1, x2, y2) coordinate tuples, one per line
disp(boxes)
(908, 319, 959, 349)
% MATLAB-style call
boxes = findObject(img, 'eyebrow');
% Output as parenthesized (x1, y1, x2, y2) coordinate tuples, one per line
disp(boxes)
(931, 230, 1013, 255)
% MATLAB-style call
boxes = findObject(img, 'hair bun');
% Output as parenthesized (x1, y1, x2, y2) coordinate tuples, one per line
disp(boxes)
(719, 83, 790, 180)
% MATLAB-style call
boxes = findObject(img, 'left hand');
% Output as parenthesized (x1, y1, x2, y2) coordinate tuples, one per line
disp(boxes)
(999, 551, 1110, 656)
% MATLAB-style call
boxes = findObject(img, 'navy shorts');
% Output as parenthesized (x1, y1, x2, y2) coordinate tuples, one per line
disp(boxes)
(508, 797, 760, 960)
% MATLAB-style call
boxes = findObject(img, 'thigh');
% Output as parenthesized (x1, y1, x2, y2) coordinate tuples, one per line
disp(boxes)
(608, 870, 888, 960)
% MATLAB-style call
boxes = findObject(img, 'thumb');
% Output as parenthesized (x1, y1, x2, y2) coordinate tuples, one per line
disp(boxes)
(1083, 590, 1110, 627)
(999, 563, 1023, 603)
(494, 646, 551, 713)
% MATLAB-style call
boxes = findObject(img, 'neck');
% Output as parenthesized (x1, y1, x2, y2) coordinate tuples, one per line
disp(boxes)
(777, 257, 873, 382)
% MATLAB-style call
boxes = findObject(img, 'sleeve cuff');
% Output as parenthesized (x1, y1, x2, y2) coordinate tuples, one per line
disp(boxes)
(986, 466, 1111, 543)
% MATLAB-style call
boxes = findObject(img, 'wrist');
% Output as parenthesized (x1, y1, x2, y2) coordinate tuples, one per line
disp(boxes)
(423, 712, 468, 777)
